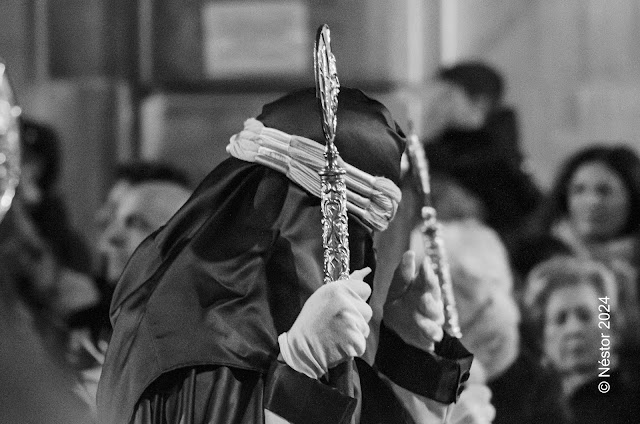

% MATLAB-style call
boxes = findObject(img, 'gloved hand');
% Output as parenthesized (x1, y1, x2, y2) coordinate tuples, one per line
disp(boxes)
(448, 384, 496, 424)
(383, 251, 444, 352)
(278, 268, 373, 379)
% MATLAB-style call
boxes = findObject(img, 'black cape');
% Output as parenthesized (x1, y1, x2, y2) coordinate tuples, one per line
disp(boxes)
(98, 158, 471, 424)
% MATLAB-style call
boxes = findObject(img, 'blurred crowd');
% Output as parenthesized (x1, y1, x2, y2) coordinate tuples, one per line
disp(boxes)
(1, 61, 639, 423)
(0, 120, 193, 423)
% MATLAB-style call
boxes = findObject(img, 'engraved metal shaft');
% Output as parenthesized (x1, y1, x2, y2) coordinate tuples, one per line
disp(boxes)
(315, 25, 356, 412)
(406, 125, 462, 338)
(315, 24, 350, 285)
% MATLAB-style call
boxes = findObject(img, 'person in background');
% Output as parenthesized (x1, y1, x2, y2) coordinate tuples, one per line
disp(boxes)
(511, 144, 640, 272)
(0, 119, 99, 390)
(0, 118, 99, 322)
(66, 161, 193, 412)
(0, 196, 88, 384)
(19, 117, 93, 275)
(510, 144, 640, 360)
(0, 262, 96, 424)
(97, 87, 475, 424)
(523, 256, 640, 424)
(422, 61, 542, 241)
(94, 161, 192, 287)
(69, 161, 192, 345)
(408, 220, 567, 424)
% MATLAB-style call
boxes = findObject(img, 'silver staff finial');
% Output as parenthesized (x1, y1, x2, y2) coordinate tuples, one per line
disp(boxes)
(315, 24, 349, 285)
(0, 61, 22, 223)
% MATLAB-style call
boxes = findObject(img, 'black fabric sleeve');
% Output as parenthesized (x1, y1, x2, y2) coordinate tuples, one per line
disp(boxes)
(264, 360, 357, 424)
(375, 321, 473, 404)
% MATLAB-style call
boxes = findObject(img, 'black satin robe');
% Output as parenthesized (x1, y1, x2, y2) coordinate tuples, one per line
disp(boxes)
(97, 158, 471, 424)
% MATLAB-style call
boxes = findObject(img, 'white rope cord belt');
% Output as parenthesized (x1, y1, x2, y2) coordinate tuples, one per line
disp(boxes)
(227, 118, 402, 231)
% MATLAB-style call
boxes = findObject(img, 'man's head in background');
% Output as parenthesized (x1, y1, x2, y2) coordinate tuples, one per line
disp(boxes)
(96, 162, 192, 284)
(436, 61, 505, 131)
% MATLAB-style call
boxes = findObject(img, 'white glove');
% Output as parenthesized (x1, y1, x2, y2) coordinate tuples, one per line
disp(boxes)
(279, 268, 373, 379)
(383, 251, 444, 352)
(447, 384, 496, 424)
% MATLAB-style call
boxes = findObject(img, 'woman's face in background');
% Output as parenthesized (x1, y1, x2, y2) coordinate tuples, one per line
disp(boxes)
(567, 161, 630, 241)
(543, 282, 602, 375)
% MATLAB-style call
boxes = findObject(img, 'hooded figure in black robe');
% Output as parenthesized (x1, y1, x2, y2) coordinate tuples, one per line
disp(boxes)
(97, 88, 472, 424)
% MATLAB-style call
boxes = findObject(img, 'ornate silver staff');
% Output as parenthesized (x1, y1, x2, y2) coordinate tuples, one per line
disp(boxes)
(405, 122, 462, 338)
(0, 60, 22, 224)
(315, 24, 356, 409)
(315, 24, 349, 285)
